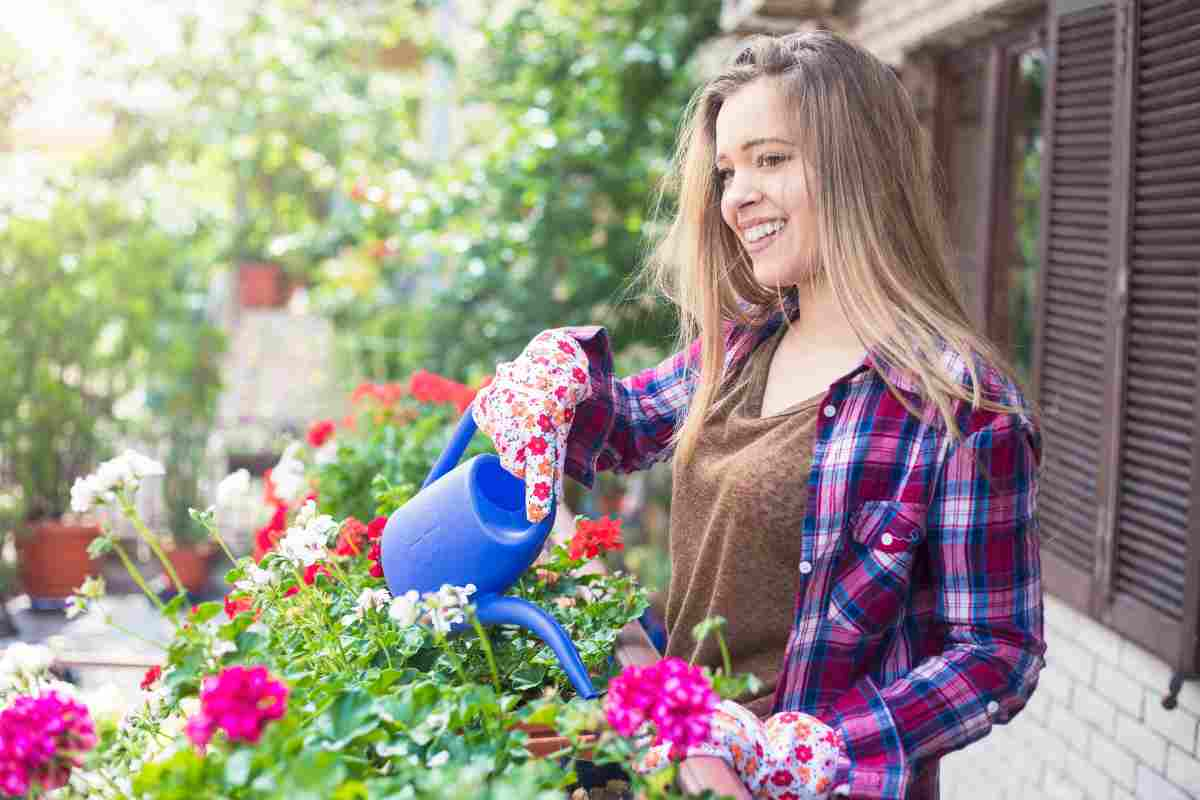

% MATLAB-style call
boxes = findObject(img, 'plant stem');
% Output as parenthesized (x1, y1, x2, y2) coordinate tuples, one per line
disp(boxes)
(435, 632, 470, 685)
(203, 516, 238, 566)
(102, 613, 168, 650)
(716, 628, 733, 678)
(109, 539, 168, 615)
(468, 609, 501, 695)
(120, 497, 185, 597)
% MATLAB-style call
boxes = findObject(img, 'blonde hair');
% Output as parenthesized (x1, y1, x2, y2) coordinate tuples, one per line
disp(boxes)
(639, 31, 1038, 468)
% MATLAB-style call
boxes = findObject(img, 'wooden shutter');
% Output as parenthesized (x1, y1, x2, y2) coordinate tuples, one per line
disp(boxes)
(1106, 0, 1200, 669)
(1037, 0, 1200, 672)
(1033, 0, 1119, 613)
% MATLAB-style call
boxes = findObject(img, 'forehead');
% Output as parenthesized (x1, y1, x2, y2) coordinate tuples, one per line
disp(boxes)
(714, 79, 794, 160)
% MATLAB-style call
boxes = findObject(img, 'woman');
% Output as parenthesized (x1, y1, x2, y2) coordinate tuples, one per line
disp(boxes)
(473, 31, 1044, 800)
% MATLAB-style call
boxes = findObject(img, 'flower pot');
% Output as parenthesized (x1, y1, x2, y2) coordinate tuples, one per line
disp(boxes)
(167, 543, 214, 594)
(237, 262, 287, 308)
(513, 722, 598, 759)
(17, 519, 101, 610)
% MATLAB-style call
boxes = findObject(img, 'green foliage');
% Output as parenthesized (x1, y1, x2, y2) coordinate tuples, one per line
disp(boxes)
(318, 0, 721, 381)
(0, 187, 224, 521)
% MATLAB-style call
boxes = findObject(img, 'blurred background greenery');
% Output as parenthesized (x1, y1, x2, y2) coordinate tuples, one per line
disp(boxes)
(0, 0, 721, 605)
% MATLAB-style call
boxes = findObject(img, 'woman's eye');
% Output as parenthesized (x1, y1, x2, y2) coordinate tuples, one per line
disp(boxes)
(758, 153, 790, 168)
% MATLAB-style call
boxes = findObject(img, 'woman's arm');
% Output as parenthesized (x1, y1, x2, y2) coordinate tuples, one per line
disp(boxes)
(559, 325, 705, 489)
(825, 415, 1046, 797)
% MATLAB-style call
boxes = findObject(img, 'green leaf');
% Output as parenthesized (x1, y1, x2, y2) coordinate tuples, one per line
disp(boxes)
(509, 664, 547, 691)
(87, 535, 114, 558)
(190, 601, 222, 624)
(320, 689, 380, 749)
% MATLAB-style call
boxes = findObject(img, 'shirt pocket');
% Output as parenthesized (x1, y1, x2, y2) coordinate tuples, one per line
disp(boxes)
(826, 500, 928, 638)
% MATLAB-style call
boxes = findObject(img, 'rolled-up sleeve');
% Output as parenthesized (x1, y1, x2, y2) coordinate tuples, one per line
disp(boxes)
(558, 325, 700, 489)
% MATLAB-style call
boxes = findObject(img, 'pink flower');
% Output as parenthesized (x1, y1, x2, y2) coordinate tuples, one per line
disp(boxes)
(306, 419, 336, 448)
(603, 657, 717, 758)
(0, 690, 97, 795)
(186, 665, 288, 751)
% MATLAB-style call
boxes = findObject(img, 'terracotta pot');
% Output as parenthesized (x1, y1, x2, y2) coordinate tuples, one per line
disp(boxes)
(513, 722, 598, 759)
(237, 262, 287, 308)
(167, 543, 213, 593)
(17, 519, 101, 609)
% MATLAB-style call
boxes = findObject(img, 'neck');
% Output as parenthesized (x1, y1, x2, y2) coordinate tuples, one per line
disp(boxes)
(783, 280, 861, 349)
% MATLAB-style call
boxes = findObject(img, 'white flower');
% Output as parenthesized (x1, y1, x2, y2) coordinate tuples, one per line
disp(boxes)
(387, 590, 421, 627)
(343, 588, 393, 626)
(70, 450, 165, 512)
(277, 500, 337, 567)
(270, 442, 308, 505)
(420, 583, 476, 635)
(212, 639, 237, 657)
(0, 642, 54, 677)
(235, 565, 276, 593)
(216, 469, 251, 507)
(427, 750, 449, 768)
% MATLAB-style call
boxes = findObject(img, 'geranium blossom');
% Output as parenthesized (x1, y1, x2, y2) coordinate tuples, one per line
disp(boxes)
(408, 370, 479, 413)
(277, 501, 337, 567)
(387, 590, 420, 627)
(334, 517, 370, 556)
(604, 657, 717, 759)
(0, 643, 54, 678)
(70, 450, 165, 513)
(365, 515, 388, 578)
(306, 419, 336, 448)
(342, 588, 393, 626)
(0, 690, 97, 795)
(569, 515, 624, 560)
(140, 665, 162, 691)
(420, 583, 476, 635)
(224, 594, 255, 620)
(185, 665, 288, 751)
(254, 503, 289, 561)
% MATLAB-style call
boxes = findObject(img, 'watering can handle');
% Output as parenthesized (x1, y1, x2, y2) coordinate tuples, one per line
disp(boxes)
(421, 404, 479, 491)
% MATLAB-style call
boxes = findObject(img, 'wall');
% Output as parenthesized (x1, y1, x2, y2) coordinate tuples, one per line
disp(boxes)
(940, 593, 1200, 800)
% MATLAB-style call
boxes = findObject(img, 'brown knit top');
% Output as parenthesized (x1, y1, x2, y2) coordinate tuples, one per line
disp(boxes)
(663, 322, 822, 718)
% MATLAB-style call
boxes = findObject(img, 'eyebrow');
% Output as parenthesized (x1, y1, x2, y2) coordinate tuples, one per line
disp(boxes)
(714, 137, 795, 164)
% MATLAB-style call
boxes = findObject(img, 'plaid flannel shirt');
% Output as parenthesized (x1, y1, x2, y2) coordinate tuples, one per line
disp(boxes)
(559, 300, 1045, 800)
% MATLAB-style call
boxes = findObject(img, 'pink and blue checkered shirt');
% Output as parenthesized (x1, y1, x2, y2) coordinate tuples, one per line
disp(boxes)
(560, 299, 1045, 799)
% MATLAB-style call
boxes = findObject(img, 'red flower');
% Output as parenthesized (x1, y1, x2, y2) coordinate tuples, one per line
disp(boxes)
(554, 386, 568, 402)
(335, 517, 370, 556)
(351, 381, 405, 407)
(254, 503, 289, 562)
(302, 562, 331, 586)
(770, 770, 794, 787)
(571, 367, 588, 384)
(140, 665, 162, 691)
(537, 413, 555, 433)
(307, 419, 336, 448)
(367, 540, 384, 579)
(224, 594, 255, 620)
(284, 586, 299, 597)
(527, 435, 548, 456)
(794, 744, 814, 762)
(408, 369, 478, 413)
(366, 516, 387, 540)
(532, 482, 550, 501)
(569, 515, 624, 560)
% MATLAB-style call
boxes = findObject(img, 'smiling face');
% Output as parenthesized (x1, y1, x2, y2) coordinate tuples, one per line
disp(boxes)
(714, 78, 818, 290)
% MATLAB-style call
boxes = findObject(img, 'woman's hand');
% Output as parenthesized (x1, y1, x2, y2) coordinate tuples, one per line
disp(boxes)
(471, 330, 592, 523)
(635, 700, 842, 799)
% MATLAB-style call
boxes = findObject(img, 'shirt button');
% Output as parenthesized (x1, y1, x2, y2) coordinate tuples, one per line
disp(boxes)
(881, 533, 894, 546)
(987, 701, 1000, 715)
(798, 561, 813, 575)
(823, 404, 837, 418)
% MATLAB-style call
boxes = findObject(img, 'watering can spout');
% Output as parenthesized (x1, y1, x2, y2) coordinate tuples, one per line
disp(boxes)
(382, 403, 601, 699)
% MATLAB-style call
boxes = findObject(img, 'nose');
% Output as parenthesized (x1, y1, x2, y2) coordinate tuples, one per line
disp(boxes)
(723, 172, 762, 215)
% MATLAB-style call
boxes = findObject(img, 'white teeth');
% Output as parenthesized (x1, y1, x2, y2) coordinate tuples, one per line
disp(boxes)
(745, 220, 785, 243)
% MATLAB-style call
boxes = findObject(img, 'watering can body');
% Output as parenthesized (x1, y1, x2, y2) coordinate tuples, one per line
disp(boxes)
(380, 406, 600, 699)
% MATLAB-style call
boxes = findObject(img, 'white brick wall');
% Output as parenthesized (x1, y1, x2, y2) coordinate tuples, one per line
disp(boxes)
(940, 593, 1198, 799)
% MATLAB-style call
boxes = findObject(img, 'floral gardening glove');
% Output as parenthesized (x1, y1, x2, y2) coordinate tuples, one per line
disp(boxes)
(471, 329, 592, 523)
(635, 700, 843, 799)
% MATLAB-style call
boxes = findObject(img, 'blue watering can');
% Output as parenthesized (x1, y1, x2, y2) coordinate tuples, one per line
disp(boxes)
(379, 404, 600, 699)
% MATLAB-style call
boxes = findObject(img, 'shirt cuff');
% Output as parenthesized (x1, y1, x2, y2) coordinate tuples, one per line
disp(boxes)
(826, 674, 911, 798)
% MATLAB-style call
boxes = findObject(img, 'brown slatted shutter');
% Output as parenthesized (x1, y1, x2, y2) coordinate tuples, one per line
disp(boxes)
(1033, 0, 1118, 612)
(1105, 0, 1200, 670)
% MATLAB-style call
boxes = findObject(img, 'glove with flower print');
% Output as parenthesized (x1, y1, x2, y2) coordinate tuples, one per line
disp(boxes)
(635, 700, 842, 800)
(471, 329, 592, 523)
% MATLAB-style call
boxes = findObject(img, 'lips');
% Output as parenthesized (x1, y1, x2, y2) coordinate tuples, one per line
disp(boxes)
(743, 221, 786, 253)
